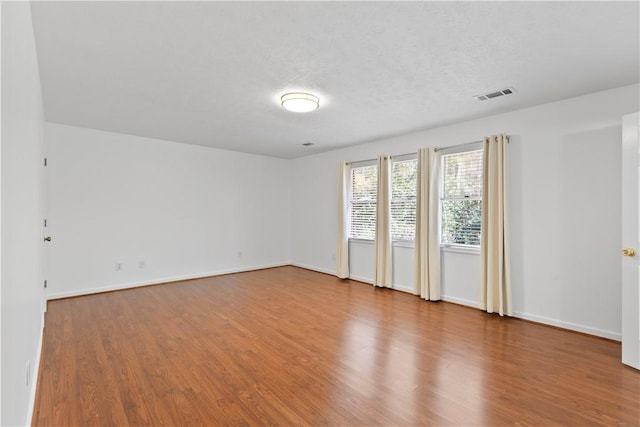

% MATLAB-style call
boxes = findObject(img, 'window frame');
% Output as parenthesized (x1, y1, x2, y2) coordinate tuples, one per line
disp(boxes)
(439, 143, 483, 253)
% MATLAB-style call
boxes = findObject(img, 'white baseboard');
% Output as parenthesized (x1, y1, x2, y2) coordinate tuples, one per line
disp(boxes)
(290, 262, 336, 276)
(512, 310, 621, 341)
(348, 275, 373, 285)
(442, 295, 479, 309)
(289, 263, 378, 286)
(46, 263, 622, 342)
(294, 264, 620, 341)
(441, 296, 620, 341)
(26, 322, 44, 427)
(393, 284, 416, 294)
(46, 262, 289, 300)
(290, 264, 382, 288)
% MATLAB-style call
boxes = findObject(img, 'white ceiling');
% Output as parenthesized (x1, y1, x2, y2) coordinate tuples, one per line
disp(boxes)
(30, 1, 639, 159)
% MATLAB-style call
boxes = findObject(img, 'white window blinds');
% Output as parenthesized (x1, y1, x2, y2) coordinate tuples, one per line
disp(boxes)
(441, 149, 483, 246)
(391, 158, 417, 241)
(349, 164, 377, 240)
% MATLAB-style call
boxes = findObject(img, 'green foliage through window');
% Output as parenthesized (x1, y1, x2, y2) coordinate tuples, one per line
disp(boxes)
(441, 150, 483, 246)
(391, 159, 417, 240)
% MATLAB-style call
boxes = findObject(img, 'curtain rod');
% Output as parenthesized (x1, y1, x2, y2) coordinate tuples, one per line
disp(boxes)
(346, 136, 509, 164)
(433, 140, 483, 152)
(346, 152, 415, 165)
(434, 137, 510, 151)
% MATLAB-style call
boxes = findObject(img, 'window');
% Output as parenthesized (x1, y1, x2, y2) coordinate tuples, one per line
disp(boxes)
(391, 157, 417, 241)
(440, 148, 483, 247)
(348, 156, 418, 242)
(349, 163, 377, 240)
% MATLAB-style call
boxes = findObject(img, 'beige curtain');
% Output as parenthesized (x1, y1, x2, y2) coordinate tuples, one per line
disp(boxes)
(374, 155, 392, 287)
(480, 134, 512, 315)
(414, 148, 441, 300)
(336, 161, 350, 279)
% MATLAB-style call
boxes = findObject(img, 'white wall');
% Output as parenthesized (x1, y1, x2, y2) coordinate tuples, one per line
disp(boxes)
(45, 123, 291, 298)
(1, 2, 46, 425)
(292, 84, 639, 340)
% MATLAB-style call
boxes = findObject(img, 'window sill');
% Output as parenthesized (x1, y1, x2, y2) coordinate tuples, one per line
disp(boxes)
(348, 240, 479, 255)
(441, 245, 480, 255)
(393, 240, 415, 249)
(349, 238, 374, 245)
(349, 239, 416, 248)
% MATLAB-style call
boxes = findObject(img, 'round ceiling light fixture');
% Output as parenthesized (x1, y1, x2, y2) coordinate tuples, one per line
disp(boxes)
(281, 92, 320, 113)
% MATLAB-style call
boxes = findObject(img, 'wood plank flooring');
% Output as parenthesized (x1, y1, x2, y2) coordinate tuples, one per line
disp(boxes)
(33, 266, 639, 426)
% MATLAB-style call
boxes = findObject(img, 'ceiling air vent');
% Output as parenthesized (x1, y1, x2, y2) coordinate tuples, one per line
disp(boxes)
(474, 87, 516, 101)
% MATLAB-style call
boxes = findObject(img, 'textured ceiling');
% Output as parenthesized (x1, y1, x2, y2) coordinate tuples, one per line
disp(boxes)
(30, 1, 639, 158)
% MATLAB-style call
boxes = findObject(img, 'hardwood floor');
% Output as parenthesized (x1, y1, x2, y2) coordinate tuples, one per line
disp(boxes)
(33, 266, 639, 426)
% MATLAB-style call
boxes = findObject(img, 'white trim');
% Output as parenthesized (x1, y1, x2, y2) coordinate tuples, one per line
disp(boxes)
(349, 238, 374, 245)
(393, 284, 415, 294)
(269, 265, 625, 340)
(291, 263, 381, 287)
(0, 3, 3, 420)
(393, 240, 415, 249)
(290, 263, 335, 276)
(348, 274, 374, 285)
(349, 159, 377, 168)
(46, 262, 289, 300)
(442, 295, 479, 308)
(25, 324, 44, 427)
(441, 296, 620, 340)
(45, 264, 622, 344)
(441, 245, 480, 255)
(41, 297, 47, 328)
(511, 310, 621, 341)
(392, 153, 417, 162)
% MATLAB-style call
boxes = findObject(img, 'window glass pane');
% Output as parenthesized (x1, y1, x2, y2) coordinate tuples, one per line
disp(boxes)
(441, 200, 481, 245)
(349, 165, 377, 239)
(442, 150, 482, 198)
(350, 202, 376, 240)
(391, 159, 417, 241)
(392, 160, 417, 199)
(441, 149, 483, 247)
(351, 165, 377, 201)
(391, 200, 416, 240)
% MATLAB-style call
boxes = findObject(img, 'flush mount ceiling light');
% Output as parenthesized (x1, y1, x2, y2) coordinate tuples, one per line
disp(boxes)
(281, 92, 319, 113)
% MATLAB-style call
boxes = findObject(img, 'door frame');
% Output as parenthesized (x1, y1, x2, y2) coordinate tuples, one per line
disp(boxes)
(621, 111, 639, 370)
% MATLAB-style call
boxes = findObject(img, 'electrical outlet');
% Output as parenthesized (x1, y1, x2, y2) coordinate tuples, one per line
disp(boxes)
(138, 260, 145, 269)
(237, 251, 242, 258)
(332, 253, 336, 261)
(115, 262, 122, 271)
(26, 361, 31, 387)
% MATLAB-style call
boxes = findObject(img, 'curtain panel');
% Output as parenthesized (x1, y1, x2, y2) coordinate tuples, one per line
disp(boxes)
(336, 161, 350, 279)
(414, 148, 441, 300)
(480, 134, 512, 315)
(374, 155, 392, 287)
